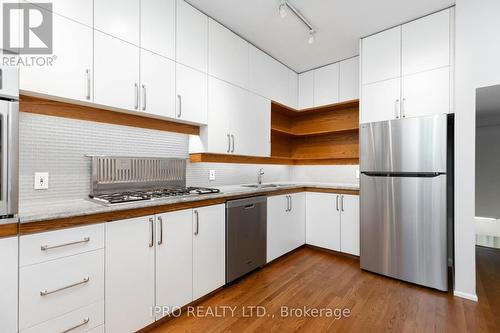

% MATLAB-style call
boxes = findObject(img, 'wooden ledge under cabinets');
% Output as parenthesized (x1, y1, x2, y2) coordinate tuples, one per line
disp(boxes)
(0, 223, 19, 237)
(189, 153, 359, 165)
(20, 95, 200, 135)
(19, 187, 359, 235)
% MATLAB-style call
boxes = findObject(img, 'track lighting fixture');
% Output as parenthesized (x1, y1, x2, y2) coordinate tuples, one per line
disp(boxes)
(278, 0, 316, 45)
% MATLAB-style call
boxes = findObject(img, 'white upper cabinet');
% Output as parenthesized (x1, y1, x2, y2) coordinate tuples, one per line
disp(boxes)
(401, 66, 450, 118)
(176, 0, 208, 73)
(361, 26, 401, 84)
(140, 49, 176, 118)
(298, 71, 314, 109)
(248, 45, 288, 105)
(287, 69, 299, 109)
(339, 56, 360, 102)
(94, 0, 140, 45)
(208, 19, 249, 89)
(20, 9, 93, 102)
(313, 62, 340, 107)
(361, 78, 400, 124)
(94, 31, 140, 111)
(402, 9, 450, 76)
(176, 63, 208, 124)
(141, 0, 175, 60)
(235, 92, 270, 157)
(22, 0, 92, 26)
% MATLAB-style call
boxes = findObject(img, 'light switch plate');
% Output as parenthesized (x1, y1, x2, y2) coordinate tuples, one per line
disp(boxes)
(209, 170, 216, 181)
(34, 172, 49, 190)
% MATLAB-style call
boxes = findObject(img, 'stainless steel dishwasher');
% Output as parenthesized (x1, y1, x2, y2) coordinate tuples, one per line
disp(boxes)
(226, 196, 267, 283)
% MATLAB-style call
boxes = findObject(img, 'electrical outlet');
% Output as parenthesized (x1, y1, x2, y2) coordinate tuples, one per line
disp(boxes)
(209, 170, 216, 181)
(34, 172, 49, 190)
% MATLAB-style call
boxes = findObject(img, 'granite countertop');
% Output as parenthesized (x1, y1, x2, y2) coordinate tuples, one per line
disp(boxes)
(18, 182, 360, 224)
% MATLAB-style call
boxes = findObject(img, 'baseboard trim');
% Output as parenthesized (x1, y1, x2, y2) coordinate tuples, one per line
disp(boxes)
(453, 290, 478, 302)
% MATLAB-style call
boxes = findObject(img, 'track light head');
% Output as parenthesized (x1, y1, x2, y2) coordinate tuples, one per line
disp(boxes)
(308, 31, 315, 44)
(279, 1, 287, 18)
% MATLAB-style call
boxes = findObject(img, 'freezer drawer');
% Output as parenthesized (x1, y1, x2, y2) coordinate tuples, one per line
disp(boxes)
(360, 174, 448, 291)
(360, 115, 447, 173)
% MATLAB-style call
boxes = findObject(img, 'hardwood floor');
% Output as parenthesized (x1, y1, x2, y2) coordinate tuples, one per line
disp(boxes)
(148, 246, 499, 333)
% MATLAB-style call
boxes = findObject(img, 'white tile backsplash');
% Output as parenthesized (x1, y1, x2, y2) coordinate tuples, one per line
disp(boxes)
(20, 113, 358, 211)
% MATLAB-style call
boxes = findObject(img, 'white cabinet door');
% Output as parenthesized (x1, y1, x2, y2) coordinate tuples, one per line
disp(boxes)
(22, 0, 92, 26)
(232, 92, 270, 157)
(141, 49, 176, 118)
(267, 194, 288, 262)
(94, 31, 140, 112)
(401, 66, 450, 118)
(207, 77, 238, 154)
(305, 192, 341, 251)
(176, 0, 208, 72)
(298, 71, 314, 109)
(105, 217, 155, 333)
(208, 19, 249, 89)
(287, 69, 299, 109)
(248, 45, 288, 104)
(20, 8, 92, 102)
(361, 26, 401, 84)
(340, 195, 360, 256)
(360, 77, 401, 124)
(0, 236, 18, 333)
(155, 210, 193, 318)
(288, 193, 306, 251)
(339, 56, 359, 102)
(94, 0, 139, 45)
(176, 63, 208, 124)
(314, 63, 339, 107)
(141, 0, 175, 60)
(402, 9, 450, 76)
(192, 204, 225, 300)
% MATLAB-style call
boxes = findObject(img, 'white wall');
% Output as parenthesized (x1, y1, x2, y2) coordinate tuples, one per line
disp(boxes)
(290, 165, 359, 184)
(454, 0, 500, 300)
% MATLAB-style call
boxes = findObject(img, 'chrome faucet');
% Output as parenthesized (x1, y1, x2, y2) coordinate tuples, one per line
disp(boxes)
(257, 168, 265, 186)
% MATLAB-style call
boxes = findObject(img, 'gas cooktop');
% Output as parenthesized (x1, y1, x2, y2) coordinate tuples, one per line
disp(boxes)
(89, 187, 220, 205)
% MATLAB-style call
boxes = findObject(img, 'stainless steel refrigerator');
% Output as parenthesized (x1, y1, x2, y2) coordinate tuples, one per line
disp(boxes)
(359, 114, 451, 291)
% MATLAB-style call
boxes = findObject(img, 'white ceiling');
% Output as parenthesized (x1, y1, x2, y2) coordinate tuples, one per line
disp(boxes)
(187, 0, 455, 73)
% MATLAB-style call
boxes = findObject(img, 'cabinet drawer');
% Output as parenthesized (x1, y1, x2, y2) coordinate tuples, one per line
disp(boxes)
(20, 301, 104, 333)
(20, 224, 104, 266)
(19, 250, 104, 330)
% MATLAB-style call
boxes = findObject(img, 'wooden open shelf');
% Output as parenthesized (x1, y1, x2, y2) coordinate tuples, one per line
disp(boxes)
(270, 99, 359, 164)
(189, 99, 360, 166)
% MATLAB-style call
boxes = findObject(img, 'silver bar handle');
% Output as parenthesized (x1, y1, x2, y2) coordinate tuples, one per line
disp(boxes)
(60, 317, 90, 333)
(40, 277, 90, 296)
(194, 210, 199, 236)
(395, 99, 400, 119)
(85, 69, 91, 100)
(41, 237, 90, 251)
(285, 195, 290, 212)
(336, 195, 339, 211)
(341, 195, 345, 212)
(142, 84, 147, 111)
(134, 83, 139, 110)
(401, 98, 406, 118)
(231, 134, 235, 153)
(149, 217, 154, 247)
(177, 94, 182, 118)
(157, 216, 163, 246)
(227, 134, 231, 153)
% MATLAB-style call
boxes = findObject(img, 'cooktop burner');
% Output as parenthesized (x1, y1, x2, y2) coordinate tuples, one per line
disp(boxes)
(90, 187, 220, 205)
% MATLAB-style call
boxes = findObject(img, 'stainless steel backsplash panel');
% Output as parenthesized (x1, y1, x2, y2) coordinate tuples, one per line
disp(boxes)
(90, 156, 186, 195)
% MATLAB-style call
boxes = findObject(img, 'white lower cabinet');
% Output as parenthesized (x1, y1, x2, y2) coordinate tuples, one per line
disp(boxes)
(155, 209, 193, 318)
(193, 204, 226, 300)
(0, 236, 18, 333)
(267, 193, 305, 262)
(105, 217, 155, 333)
(305, 192, 341, 251)
(305, 193, 360, 256)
